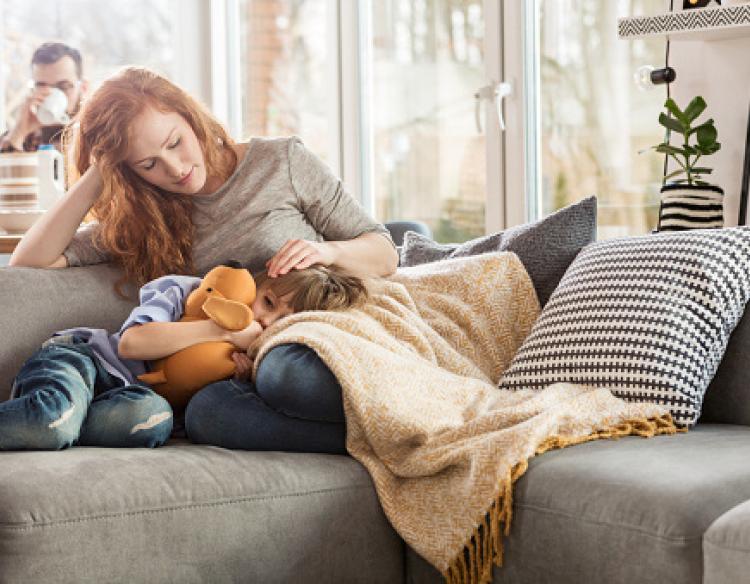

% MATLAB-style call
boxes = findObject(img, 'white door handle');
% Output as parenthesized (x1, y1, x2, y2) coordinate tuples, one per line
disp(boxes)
(474, 81, 512, 133)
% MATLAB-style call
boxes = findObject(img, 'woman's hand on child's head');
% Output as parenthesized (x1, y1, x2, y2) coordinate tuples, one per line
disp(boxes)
(265, 239, 337, 277)
(228, 320, 263, 350)
(232, 351, 253, 381)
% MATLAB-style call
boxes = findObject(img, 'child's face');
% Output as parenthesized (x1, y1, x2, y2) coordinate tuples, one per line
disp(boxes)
(252, 281, 295, 329)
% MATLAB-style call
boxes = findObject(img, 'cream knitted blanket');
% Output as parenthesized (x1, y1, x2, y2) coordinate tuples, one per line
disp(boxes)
(252, 253, 677, 584)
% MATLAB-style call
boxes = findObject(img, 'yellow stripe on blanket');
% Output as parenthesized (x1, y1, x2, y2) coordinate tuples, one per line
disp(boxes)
(251, 252, 679, 584)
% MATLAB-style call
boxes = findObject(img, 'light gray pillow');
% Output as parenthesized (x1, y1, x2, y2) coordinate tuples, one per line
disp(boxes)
(400, 196, 597, 306)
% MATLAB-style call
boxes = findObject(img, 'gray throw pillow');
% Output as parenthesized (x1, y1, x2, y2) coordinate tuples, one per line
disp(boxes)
(399, 196, 597, 306)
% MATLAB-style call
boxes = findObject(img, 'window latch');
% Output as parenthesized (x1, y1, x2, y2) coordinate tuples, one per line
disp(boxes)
(474, 81, 512, 133)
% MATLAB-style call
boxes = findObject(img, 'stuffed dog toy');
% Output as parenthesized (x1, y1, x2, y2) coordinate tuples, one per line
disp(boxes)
(137, 262, 256, 410)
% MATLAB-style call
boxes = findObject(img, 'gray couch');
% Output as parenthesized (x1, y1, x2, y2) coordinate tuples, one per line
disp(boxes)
(2, 264, 750, 584)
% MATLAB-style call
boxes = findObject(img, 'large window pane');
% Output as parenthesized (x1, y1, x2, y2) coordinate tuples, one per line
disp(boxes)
(534, 0, 666, 238)
(238, 0, 333, 164)
(368, 0, 485, 243)
(1, 0, 177, 132)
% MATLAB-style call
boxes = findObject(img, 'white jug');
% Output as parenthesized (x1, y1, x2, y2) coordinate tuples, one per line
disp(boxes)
(36, 145, 65, 210)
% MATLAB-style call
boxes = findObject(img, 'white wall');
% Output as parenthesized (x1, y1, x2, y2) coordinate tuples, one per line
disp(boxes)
(670, 36, 750, 226)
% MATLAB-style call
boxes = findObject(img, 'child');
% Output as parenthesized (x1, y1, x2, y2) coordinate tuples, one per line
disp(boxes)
(185, 266, 370, 453)
(0, 264, 367, 451)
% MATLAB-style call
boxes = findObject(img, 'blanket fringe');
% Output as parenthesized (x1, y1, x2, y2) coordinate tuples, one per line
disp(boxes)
(443, 413, 680, 584)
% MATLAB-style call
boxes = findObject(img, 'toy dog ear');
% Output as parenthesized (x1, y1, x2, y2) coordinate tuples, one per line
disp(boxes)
(223, 259, 243, 269)
(203, 297, 254, 330)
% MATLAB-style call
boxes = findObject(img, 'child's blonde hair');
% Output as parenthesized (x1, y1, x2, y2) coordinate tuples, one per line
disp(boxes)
(254, 266, 369, 312)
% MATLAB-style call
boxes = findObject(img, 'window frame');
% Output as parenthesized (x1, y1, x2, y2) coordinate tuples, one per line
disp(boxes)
(500, 0, 536, 227)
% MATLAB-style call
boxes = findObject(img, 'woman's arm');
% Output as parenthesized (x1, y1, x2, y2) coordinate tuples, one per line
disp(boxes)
(266, 231, 398, 278)
(325, 232, 398, 277)
(118, 319, 263, 361)
(9, 165, 103, 268)
(281, 138, 398, 278)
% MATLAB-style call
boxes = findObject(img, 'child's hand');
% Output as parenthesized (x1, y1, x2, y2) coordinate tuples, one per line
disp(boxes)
(228, 320, 263, 350)
(232, 351, 253, 381)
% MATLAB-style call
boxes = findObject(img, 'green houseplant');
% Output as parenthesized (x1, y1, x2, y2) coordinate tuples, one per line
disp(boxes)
(651, 96, 724, 231)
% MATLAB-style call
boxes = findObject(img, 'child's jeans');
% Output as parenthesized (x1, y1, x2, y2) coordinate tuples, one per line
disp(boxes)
(0, 337, 173, 450)
(185, 343, 346, 454)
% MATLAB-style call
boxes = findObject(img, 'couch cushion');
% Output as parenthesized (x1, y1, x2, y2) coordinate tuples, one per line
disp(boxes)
(0, 441, 403, 584)
(406, 424, 750, 584)
(704, 499, 750, 584)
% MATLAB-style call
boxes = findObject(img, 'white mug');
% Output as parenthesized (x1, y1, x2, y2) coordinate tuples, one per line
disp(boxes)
(35, 88, 70, 126)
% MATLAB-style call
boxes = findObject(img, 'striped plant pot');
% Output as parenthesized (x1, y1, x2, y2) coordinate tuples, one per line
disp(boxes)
(657, 183, 724, 231)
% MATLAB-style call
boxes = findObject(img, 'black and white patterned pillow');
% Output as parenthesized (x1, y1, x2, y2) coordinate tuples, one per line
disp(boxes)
(498, 227, 750, 426)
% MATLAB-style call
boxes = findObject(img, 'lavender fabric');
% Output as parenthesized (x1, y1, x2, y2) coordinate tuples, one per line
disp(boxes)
(399, 196, 597, 306)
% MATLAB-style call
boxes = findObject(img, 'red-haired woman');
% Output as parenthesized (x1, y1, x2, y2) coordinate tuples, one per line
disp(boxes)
(10, 66, 397, 453)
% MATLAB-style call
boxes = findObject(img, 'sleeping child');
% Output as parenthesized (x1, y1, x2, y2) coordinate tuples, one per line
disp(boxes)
(0, 263, 367, 450)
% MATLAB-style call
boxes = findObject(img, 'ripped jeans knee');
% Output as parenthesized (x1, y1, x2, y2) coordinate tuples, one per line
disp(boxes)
(78, 386, 174, 448)
(1, 341, 173, 450)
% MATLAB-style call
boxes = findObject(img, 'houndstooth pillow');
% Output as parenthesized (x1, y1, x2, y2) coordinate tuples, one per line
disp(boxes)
(498, 227, 750, 426)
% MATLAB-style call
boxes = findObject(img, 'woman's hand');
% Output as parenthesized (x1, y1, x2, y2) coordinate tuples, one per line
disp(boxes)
(265, 239, 338, 277)
(227, 320, 264, 351)
(232, 351, 253, 381)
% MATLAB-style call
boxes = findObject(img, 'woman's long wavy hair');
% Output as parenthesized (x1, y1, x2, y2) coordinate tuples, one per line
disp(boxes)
(63, 66, 237, 292)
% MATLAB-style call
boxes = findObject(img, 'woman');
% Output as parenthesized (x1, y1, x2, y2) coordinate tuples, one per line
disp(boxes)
(10, 66, 397, 453)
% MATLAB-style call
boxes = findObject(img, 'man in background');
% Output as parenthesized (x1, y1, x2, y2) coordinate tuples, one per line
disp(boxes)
(0, 42, 88, 153)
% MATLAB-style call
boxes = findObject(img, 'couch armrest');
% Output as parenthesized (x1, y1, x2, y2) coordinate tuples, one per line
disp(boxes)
(704, 499, 750, 584)
(0, 265, 137, 402)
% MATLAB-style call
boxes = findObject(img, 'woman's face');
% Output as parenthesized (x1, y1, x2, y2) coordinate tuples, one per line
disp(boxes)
(126, 107, 208, 195)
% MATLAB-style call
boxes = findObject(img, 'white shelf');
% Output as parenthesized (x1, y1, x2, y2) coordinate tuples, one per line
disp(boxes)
(618, 4, 750, 42)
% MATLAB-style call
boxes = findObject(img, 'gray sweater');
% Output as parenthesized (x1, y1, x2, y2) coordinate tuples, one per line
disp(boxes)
(63, 136, 392, 275)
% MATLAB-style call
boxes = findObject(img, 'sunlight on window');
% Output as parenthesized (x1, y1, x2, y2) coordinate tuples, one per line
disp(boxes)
(535, 0, 667, 238)
(0, 0, 176, 132)
(368, 0, 486, 243)
(237, 0, 332, 164)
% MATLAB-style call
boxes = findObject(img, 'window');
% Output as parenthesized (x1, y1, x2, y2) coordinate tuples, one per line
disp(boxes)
(525, 0, 668, 238)
(237, 0, 336, 165)
(365, 0, 487, 242)
(0, 0, 178, 132)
